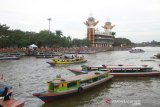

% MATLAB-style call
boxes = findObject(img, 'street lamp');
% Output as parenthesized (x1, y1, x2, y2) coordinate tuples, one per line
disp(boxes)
(48, 18, 52, 34)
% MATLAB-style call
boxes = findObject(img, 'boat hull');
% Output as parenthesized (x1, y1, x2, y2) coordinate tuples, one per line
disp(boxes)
(110, 72, 160, 77)
(33, 75, 113, 103)
(46, 62, 55, 66)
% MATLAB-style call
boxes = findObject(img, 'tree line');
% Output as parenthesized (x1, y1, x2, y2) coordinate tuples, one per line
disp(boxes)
(0, 24, 87, 48)
(0, 24, 133, 48)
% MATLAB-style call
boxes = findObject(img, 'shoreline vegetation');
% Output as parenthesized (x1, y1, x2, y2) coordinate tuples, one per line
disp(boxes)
(0, 46, 131, 56)
(0, 24, 159, 55)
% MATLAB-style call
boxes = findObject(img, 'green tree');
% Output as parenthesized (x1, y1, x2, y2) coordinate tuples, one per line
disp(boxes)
(56, 30, 63, 37)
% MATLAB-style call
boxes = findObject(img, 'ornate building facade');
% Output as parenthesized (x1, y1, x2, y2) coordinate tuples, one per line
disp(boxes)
(85, 16, 115, 47)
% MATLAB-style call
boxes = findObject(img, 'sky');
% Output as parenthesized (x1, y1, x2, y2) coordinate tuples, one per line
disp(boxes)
(0, 0, 160, 43)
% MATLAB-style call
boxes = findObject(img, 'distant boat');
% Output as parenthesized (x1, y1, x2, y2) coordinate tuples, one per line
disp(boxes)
(78, 50, 96, 54)
(129, 49, 145, 53)
(0, 56, 20, 60)
(68, 64, 160, 77)
(33, 71, 113, 103)
(0, 52, 21, 60)
(36, 52, 62, 58)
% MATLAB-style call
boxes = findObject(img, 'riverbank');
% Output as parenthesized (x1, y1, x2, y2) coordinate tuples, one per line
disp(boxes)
(0, 46, 131, 55)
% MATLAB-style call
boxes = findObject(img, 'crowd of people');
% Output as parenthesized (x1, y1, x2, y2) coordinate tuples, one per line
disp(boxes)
(0, 46, 112, 55)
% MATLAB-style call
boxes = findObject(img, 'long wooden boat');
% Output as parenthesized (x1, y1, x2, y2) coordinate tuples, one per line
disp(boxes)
(33, 71, 113, 103)
(67, 64, 160, 77)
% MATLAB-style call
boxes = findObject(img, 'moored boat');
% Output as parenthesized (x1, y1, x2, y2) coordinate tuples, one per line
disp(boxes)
(0, 56, 20, 60)
(36, 52, 62, 58)
(0, 52, 21, 60)
(33, 71, 113, 103)
(68, 64, 160, 77)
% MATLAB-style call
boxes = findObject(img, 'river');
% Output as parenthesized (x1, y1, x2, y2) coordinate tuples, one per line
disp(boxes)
(0, 47, 160, 107)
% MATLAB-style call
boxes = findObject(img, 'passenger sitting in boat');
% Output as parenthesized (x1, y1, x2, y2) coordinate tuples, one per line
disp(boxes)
(72, 55, 74, 59)
(2, 87, 12, 101)
(64, 56, 67, 59)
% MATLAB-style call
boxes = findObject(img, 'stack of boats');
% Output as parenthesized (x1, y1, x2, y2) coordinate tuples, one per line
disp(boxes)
(47, 55, 87, 65)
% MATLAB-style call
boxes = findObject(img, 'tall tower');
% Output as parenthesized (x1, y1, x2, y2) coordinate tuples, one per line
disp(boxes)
(84, 16, 98, 47)
(102, 19, 115, 36)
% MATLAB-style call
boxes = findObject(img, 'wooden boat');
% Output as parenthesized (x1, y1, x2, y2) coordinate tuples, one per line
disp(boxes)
(129, 49, 145, 53)
(68, 64, 160, 77)
(47, 56, 87, 65)
(33, 71, 113, 103)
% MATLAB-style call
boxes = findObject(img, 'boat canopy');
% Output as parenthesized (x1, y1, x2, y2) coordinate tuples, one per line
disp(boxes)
(52, 72, 106, 84)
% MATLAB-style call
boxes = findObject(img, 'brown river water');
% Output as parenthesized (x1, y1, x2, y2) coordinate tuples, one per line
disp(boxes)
(0, 47, 160, 107)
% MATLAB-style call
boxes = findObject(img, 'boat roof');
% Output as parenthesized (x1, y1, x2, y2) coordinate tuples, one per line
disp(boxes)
(52, 71, 107, 84)
(103, 65, 152, 69)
